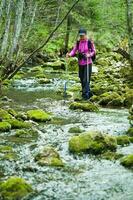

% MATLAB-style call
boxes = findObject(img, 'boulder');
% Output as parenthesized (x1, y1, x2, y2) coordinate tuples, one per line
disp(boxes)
(35, 147, 64, 167)
(68, 127, 84, 133)
(27, 109, 51, 122)
(0, 177, 33, 200)
(7, 119, 31, 129)
(69, 131, 117, 154)
(0, 109, 12, 120)
(116, 135, 130, 146)
(99, 92, 123, 106)
(126, 127, 133, 137)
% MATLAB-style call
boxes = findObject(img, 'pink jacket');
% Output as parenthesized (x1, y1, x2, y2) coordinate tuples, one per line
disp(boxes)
(69, 39, 96, 65)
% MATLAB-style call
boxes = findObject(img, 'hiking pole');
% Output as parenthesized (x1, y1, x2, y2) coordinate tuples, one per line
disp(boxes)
(63, 57, 68, 101)
(87, 56, 89, 99)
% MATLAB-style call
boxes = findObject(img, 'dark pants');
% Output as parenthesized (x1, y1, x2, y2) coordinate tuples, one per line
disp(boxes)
(79, 64, 92, 99)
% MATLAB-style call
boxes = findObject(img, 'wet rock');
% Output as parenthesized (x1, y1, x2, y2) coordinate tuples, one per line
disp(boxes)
(15, 129, 38, 138)
(0, 177, 33, 200)
(68, 127, 84, 133)
(69, 131, 117, 154)
(120, 154, 133, 169)
(116, 135, 130, 146)
(0, 122, 11, 132)
(126, 127, 133, 137)
(35, 73, 46, 79)
(27, 109, 51, 122)
(101, 151, 124, 161)
(0, 109, 13, 120)
(1, 96, 12, 102)
(69, 102, 99, 112)
(7, 119, 31, 129)
(35, 146, 64, 167)
(38, 78, 51, 84)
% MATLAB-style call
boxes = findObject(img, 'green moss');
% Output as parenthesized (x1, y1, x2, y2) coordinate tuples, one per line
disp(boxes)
(120, 154, 133, 168)
(0, 109, 13, 120)
(35, 73, 46, 79)
(0, 146, 18, 161)
(43, 60, 65, 70)
(69, 131, 117, 154)
(68, 127, 84, 133)
(101, 151, 124, 161)
(15, 129, 38, 138)
(69, 102, 99, 112)
(27, 109, 51, 122)
(30, 66, 43, 73)
(7, 119, 31, 129)
(1, 153, 18, 161)
(35, 146, 64, 167)
(116, 135, 130, 146)
(0, 177, 33, 200)
(0, 122, 11, 132)
(126, 128, 133, 137)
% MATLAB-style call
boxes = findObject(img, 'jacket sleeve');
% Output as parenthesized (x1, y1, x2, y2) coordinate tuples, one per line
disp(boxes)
(90, 41, 96, 57)
(69, 43, 78, 57)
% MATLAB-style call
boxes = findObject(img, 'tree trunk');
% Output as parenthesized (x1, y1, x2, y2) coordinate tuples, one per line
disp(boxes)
(0, 0, 12, 56)
(64, 14, 71, 54)
(9, 0, 24, 59)
(126, 0, 133, 68)
(0, 0, 5, 20)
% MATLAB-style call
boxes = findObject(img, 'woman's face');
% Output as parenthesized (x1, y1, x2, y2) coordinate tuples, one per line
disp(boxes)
(79, 34, 87, 40)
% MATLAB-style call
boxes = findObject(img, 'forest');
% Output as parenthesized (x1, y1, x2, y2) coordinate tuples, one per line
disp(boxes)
(0, 0, 133, 199)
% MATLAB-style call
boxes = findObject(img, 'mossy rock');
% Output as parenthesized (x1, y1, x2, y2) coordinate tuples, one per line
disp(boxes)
(68, 127, 84, 133)
(0, 109, 13, 120)
(128, 105, 133, 126)
(69, 102, 99, 112)
(0, 146, 18, 161)
(7, 119, 31, 129)
(69, 131, 117, 154)
(15, 129, 38, 138)
(35, 146, 64, 167)
(99, 92, 123, 106)
(43, 60, 65, 70)
(101, 151, 124, 161)
(126, 128, 133, 137)
(124, 89, 133, 107)
(16, 112, 28, 121)
(35, 73, 46, 79)
(120, 154, 133, 168)
(27, 109, 51, 122)
(0, 122, 11, 132)
(116, 135, 130, 146)
(0, 177, 33, 200)
(38, 78, 51, 84)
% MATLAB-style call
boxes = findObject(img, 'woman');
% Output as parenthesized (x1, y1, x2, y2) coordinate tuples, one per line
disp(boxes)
(66, 28, 96, 100)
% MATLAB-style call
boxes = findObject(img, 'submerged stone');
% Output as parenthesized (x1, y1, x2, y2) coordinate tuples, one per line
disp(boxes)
(15, 129, 38, 138)
(69, 131, 117, 154)
(0, 146, 18, 161)
(0, 122, 11, 132)
(126, 128, 133, 137)
(69, 102, 99, 112)
(101, 151, 124, 161)
(120, 154, 133, 169)
(68, 127, 84, 133)
(38, 78, 51, 84)
(0, 177, 33, 200)
(27, 109, 51, 122)
(35, 147, 64, 167)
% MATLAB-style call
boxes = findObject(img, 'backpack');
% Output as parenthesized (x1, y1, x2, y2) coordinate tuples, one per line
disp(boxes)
(77, 40, 96, 62)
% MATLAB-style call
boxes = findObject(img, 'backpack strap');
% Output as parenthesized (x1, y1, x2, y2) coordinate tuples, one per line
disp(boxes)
(76, 40, 80, 51)
(88, 40, 93, 51)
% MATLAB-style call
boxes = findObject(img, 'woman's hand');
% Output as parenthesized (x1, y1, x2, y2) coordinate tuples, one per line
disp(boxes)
(86, 53, 91, 58)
